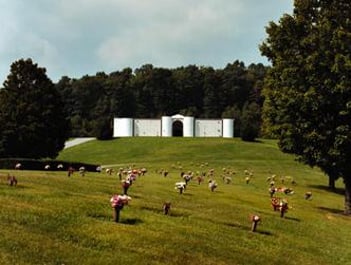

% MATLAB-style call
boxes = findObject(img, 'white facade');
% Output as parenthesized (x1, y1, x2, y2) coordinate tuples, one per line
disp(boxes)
(161, 116, 172, 137)
(183, 116, 195, 137)
(195, 119, 222, 137)
(113, 118, 133, 137)
(222, 119, 234, 138)
(134, 119, 161, 136)
(113, 114, 234, 138)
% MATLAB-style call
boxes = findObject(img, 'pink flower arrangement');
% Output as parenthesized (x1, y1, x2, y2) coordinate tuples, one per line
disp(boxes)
(110, 194, 131, 208)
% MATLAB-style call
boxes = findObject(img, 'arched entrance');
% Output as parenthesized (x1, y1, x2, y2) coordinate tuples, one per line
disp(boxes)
(172, 120, 183, 136)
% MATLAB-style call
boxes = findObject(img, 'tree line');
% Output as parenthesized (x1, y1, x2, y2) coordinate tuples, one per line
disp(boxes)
(0, 58, 266, 156)
(55, 61, 267, 140)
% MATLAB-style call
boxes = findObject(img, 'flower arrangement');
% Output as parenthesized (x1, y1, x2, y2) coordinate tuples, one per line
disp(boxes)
(271, 197, 281, 211)
(250, 215, 261, 222)
(208, 180, 218, 191)
(250, 214, 261, 232)
(110, 194, 132, 222)
(122, 180, 131, 188)
(175, 182, 186, 194)
(110, 194, 131, 208)
(304, 191, 312, 200)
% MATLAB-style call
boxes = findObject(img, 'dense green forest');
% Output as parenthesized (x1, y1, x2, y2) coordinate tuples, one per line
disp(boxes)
(0, 59, 267, 158)
(54, 61, 267, 138)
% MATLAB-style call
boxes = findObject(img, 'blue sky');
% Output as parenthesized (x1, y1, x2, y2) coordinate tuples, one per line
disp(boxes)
(0, 0, 294, 83)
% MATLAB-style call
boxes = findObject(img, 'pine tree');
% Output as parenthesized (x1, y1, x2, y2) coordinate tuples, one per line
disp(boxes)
(0, 58, 70, 158)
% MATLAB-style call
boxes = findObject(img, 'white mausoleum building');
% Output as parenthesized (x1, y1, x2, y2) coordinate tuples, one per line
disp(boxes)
(113, 114, 234, 138)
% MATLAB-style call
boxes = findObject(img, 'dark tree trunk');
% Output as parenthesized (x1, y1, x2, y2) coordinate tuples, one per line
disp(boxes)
(344, 178, 351, 215)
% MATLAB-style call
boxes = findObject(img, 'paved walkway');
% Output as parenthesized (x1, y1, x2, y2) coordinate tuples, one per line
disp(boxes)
(64, 138, 96, 149)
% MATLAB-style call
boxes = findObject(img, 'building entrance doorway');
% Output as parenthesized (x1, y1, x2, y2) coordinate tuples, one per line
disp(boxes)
(172, 120, 183, 136)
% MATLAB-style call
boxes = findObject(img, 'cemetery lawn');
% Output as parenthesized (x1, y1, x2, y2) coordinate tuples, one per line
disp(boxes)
(0, 137, 350, 265)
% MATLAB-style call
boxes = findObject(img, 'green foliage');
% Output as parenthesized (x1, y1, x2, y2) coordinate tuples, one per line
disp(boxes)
(0, 59, 70, 159)
(56, 62, 267, 137)
(202, 67, 222, 118)
(221, 61, 255, 110)
(94, 118, 113, 140)
(1, 138, 350, 265)
(240, 102, 261, 142)
(260, 0, 351, 213)
(172, 65, 205, 117)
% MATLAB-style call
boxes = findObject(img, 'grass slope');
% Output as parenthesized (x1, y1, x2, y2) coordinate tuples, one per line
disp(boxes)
(0, 137, 350, 265)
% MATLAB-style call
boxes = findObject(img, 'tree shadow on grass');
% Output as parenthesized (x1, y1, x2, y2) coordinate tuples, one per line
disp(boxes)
(307, 184, 344, 195)
(317, 206, 344, 215)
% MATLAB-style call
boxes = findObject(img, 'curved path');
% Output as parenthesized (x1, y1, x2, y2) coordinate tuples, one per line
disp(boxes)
(64, 137, 96, 149)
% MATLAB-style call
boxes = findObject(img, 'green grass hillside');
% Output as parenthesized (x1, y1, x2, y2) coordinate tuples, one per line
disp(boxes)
(0, 138, 350, 265)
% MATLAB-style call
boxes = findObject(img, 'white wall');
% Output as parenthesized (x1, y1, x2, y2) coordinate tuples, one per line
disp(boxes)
(113, 118, 133, 137)
(222, 119, 234, 138)
(113, 116, 234, 138)
(195, 120, 222, 137)
(161, 116, 172, 137)
(183, 116, 195, 137)
(134, 119, 161, 136)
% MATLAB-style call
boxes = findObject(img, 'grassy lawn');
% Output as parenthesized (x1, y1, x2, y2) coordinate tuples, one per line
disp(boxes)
(0, 137, 350, 265)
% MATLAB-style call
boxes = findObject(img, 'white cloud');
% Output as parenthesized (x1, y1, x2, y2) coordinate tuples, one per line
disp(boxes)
(96, 0, 248, 69)
(0, 0, 294, 82)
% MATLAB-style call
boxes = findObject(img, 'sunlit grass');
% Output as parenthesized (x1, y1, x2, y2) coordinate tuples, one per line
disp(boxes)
(0, 137, 350, 265)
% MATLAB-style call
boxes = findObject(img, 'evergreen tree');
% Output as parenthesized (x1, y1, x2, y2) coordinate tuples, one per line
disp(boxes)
(0, 58, 70, 158)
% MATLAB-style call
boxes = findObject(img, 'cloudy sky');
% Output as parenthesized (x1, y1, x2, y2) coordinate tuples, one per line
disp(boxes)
(0, 0, 294, 83)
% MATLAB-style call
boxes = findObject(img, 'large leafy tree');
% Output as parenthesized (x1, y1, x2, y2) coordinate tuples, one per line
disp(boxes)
(0, 58, 70, 159)
(260, 0, 351, 214)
